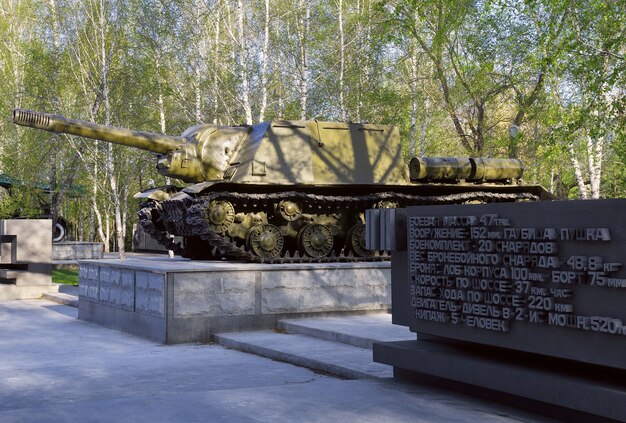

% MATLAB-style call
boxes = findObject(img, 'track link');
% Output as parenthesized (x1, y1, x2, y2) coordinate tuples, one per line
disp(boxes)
(138, 190, 539, 263)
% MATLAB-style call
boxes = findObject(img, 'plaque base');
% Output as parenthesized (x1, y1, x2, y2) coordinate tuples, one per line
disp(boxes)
(374, 339, 626, 422)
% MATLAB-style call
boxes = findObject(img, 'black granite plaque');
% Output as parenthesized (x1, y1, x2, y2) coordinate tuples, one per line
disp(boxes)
(397, 199, 626, 370)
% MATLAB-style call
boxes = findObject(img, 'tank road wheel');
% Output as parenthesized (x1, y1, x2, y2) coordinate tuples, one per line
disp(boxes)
(376, 200, 399, 209)
(346, 223, 373, 257)
(278, 200, 302, 221)
(246, 224, 284, 259)
(298, 224, 333, 258)
(206, 201, 235, 233)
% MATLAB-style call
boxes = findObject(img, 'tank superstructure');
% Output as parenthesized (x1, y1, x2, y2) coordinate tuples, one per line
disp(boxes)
(13, 109, 551, 262)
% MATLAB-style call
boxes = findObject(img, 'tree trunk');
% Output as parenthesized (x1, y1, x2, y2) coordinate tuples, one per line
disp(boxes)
(237, 0, 253, 124)
(99, 0, 125, 258)
(567, 143, 589, 199)
(91, 164, 108, 250)
(258, 0, 270, 122)
(409, 45, 418, 157)
(338, 0, 346, 121)
(475, 100, 485, 152)
(419, 96, 429, 157)
(587, 135, 603, 199)
(194, 3, 203, 123)
(297, 0, 311, 120)
(213, 4, 221, 125)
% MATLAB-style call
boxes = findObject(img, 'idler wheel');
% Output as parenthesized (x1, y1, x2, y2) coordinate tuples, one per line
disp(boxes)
(206, 200, 235, 233)
(298, 224, 333, 257)
(347, 223, 373, 257)
(278, 200, 302, 221)
(246, 224, 284, 259)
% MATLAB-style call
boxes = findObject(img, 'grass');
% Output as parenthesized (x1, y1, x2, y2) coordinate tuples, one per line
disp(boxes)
(52, 267, 79, 286)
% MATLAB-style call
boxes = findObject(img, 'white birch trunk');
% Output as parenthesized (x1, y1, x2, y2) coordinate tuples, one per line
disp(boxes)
(298, 0, 310, 120)
(213, 4, 221, 125)
(47, 0, 64, 235)
(419, 96, 429, 157)
(409, 49, 418, 157)
(587, 135, 604, 199)
(338, 0, 346, 121)
(567, 143, 589, 199)
(258, 0, 270, 122)
(67, 4, 109, 248)
(156, 56, 167, 134)
(99, 0, 125, 258)
(48, 0, 60, 49)
(356, 0, 372, 122)
(92, 163, 107, 249)
(156, 57, 172, 185)
(237, 0, 253, 124)
(194, 3, 203, 123)
(195, 62, 203, 123)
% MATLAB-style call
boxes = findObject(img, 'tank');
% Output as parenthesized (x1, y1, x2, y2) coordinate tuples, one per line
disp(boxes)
(12, 109, 551, 262)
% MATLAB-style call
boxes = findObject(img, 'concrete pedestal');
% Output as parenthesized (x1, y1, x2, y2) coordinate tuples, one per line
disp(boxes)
(78, 258, 390, 344)
(0, 219, 55, 300)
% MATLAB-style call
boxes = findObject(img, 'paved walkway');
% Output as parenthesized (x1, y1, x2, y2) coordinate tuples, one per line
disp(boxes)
(0, 299, 553, 422)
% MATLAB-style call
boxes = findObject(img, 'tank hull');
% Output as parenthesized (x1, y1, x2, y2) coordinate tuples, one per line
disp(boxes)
(138, 181, 549, 263)
(12, 109, 552, 262)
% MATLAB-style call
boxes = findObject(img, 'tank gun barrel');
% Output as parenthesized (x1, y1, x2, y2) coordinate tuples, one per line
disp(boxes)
(12, 109, 183, 154)
(409, 157, 524, 182)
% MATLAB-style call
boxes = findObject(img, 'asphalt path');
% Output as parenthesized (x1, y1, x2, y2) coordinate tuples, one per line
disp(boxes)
(0, 299, 551, 422)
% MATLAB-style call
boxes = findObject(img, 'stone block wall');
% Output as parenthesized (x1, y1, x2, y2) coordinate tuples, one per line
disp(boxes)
(52, 242, 104, 260)
(79, 260, 391, 343)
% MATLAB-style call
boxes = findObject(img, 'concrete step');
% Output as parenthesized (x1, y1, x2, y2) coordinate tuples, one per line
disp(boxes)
(43, 291, 78, 307)
(43, 285, 78, 307)
(0, 283, 58, 300)
(215, 331, 393, 379)
(277, 313, 415, 349)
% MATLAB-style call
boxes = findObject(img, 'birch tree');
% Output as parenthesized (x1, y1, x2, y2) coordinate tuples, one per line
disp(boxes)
(545, 1, 625, 199)
(236, 0, 252, 124)
(296, 0, 311, 120)
(65, 0, 131, 254)
(258, 0, 271, 122)
(337, 0, 346, 121)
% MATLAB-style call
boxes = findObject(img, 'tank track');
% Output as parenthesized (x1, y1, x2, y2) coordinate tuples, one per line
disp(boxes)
(138, 190, 539, 263)
(138, 203, 184, 255)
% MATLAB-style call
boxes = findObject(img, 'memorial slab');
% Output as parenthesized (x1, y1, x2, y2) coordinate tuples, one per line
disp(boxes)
(397, 199, 626, 369)
(372, 199, 626, 421)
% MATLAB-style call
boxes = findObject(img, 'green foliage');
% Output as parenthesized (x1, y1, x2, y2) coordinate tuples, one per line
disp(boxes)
(0, 0, 625, 250)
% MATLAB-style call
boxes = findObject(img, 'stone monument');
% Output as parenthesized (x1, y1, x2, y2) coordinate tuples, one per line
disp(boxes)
(0, 219, 56, 300)
(370, 199, 626, 421)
